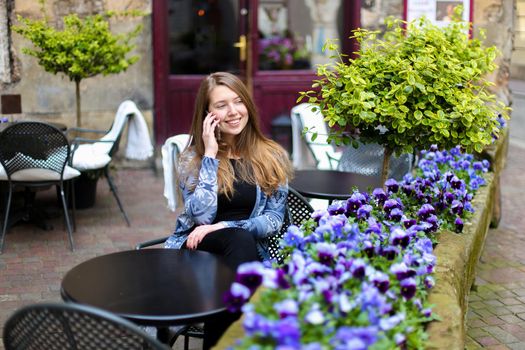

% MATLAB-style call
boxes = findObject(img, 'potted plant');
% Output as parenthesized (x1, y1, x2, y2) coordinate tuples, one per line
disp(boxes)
(299, 15, 509, 185)
(12, 2, 143, 127)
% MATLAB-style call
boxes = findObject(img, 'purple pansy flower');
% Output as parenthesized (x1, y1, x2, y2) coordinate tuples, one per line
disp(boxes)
(223, 282, 251, 312)
(400, 277, 417, 299)
(236, 261, 265, 292)
(385, 178, 399, 193)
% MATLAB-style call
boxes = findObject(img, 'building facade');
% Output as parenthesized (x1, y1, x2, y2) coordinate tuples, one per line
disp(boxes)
(0, 0, 516, 147)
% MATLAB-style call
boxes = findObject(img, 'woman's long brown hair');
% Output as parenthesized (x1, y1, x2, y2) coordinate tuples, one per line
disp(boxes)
(180, 72, 293, 197)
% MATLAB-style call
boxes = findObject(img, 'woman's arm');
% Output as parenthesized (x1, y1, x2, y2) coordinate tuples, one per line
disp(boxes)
(180, 156, 220, 225)
(221, 185, 288, 239)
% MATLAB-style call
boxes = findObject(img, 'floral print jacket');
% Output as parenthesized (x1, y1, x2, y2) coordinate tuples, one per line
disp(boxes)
(164, 153, 288, 261)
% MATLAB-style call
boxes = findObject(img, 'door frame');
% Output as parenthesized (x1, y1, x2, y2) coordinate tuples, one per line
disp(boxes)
(152, 0, 361, 144)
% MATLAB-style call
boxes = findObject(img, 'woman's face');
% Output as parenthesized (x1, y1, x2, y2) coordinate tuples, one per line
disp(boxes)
(208, 85, 249, 143)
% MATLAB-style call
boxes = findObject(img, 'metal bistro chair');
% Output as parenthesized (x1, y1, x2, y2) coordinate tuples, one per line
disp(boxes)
(0, 122, 80, 253)
(134, 187, 313, 349)
(3, 302, 169, 350)
(266, 187, 314, 264)
(290, 103, 342, 170)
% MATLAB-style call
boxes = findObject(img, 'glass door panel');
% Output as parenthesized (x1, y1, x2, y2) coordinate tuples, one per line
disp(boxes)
(257, 0, 344, 71)
(168, 0, 241, 75)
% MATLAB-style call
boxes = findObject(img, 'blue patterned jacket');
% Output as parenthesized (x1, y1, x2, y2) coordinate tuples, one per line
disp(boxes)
(164, 152, 288, 261)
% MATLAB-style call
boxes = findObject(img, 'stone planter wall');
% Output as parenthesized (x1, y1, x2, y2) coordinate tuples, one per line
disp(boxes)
(425, 173, 495, 350)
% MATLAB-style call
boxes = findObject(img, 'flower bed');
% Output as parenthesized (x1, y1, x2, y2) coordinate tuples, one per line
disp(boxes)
(216, 144, 502, 349)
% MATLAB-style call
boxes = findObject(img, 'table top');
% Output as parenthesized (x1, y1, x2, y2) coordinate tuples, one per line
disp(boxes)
(291, 169, 383, 201)
(61, 249, 236, 327)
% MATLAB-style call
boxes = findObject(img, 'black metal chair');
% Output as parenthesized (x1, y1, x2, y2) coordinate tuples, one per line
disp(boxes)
(3, 302, 169, 350)
(133, 186, 313, 350)
(266, 187, 314, 264)
(0, 122, 80, 253)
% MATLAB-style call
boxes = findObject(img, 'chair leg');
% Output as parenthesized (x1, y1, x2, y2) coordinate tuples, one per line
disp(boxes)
(1, 187, 13, 253)
(58, 184, 75, 251)
(69, 179, 77, 232)
(104, 166, 130, 226)
(184, 334, 189, 350)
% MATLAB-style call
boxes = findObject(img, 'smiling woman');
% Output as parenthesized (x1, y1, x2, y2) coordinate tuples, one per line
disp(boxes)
(162, 72, 293, 349)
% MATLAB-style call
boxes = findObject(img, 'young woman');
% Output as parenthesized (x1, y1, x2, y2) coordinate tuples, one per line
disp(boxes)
(164, 72, 293, 348)
(165, 71, 293, 265)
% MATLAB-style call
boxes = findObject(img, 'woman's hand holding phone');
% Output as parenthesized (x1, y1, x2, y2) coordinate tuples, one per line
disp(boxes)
(203, 111, 220, 158)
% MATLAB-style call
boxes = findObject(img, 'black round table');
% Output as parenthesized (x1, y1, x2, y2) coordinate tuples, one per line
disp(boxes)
(291, 169, 383, 201)
(61, 249, 236, 342)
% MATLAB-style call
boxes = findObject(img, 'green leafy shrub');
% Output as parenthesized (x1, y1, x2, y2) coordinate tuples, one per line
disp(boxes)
(299, 17, 509, 184)
(12, 5, 143, 127)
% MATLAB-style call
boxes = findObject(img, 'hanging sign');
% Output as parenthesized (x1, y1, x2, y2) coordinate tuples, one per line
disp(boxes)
(404, 0, 473, 26)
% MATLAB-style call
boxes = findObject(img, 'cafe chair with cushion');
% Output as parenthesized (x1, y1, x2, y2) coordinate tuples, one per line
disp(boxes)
(290, 103, 342, 170)
(0, 122, 80, 253)
(68, 100, 154, 226)
(3, 302, 169, 350)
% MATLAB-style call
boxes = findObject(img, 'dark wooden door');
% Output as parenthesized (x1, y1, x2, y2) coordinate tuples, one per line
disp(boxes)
(153, 0, 359, 144)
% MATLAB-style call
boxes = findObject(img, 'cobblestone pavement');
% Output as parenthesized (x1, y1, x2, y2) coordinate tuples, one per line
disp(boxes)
(0, 166, 203, 349)
(465, 81, 525, 349)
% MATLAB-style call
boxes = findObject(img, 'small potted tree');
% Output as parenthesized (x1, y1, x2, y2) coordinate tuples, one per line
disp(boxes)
(299, 15, 510, 185)
(12, 6, 144, 208)
(12, 5, 143, 127)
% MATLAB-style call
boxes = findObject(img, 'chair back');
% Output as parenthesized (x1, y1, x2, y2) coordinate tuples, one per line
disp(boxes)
(337, 142, 414, 181)
(0, 122, 70, 182)
(291, 103, 341, 170)
(162, 134, 191, 212)
(89, 101, 143, 157)
(267, 187, 314, 263)
(3, 302, 169, 350)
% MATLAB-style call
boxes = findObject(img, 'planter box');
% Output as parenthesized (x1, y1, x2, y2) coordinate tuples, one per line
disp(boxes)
(215, 131, 508, 349)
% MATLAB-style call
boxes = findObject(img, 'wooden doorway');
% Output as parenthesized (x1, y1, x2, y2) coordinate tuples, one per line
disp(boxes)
(153, 0, 359, 144)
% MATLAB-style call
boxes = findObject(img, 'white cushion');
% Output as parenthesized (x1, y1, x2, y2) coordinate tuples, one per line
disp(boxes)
(71, 144, 112, 171)
(0, 151, 81, 181)
(0, 164, 80, 181)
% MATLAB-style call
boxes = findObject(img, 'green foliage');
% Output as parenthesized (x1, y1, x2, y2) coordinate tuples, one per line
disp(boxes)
(12, 6, 143, 126)
(299, 17, 510, 155)
(13, 11, 142, 82)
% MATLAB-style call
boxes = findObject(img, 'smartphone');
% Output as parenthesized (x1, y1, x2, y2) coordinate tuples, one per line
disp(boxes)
(206, 110, 220, 140)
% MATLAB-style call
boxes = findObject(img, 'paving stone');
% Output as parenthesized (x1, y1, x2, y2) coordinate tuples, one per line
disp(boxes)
(508, 343, 525, 350)
(487, 306, 514, 316)
(476, 308, 498, 318)
(502, 298, 524, 306)
(468, 327, 491, 338)
(486, 346, 512, 350)
(484, 326, 520, 343)
(500, 315, 525, 324)
(469, 318, 488, 327)
(477, 336, 502, 347)
(498, 290, 520, 298)
(484, 316, 509, 326)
